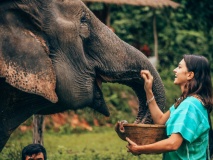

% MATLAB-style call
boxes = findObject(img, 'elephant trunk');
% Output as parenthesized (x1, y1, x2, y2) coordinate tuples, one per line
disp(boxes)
(85, 15, 166, 123)
(87, 42, 164, 123)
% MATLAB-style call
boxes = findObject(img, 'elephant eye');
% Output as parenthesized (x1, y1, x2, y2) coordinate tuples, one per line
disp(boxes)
(80, 11, 90, 39)
(81, 12, 87, 23)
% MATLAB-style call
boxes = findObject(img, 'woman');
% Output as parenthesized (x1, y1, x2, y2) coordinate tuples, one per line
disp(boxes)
(126, 54, 213, 159)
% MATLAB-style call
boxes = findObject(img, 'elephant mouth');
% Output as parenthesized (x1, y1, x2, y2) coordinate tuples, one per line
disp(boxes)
(90, 69, 144, 117)
(99, 70, 141, 83)
(88, 75, 110, 116)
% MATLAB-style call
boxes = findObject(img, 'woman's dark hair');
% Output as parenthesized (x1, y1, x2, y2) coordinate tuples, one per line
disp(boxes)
(175, 54, 213, 112)
(22, 144, 47, 160)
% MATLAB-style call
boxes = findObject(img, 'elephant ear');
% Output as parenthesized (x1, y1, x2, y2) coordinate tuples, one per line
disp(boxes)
(0, 27, 58, 103)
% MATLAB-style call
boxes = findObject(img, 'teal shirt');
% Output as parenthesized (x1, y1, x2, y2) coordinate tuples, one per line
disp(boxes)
(163, 97, 209, 160)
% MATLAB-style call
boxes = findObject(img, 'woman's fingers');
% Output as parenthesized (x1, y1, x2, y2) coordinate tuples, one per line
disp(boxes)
(141, 70, 150, 75)
(126, 137, 137, 145)
(126, 139, 131, 153)
(126, 137, 132, 144)
(126, 138, 139, 154)
(140, 70, 153, 85)
(141, 72, 147, 80)
(140, 70, 152, 80)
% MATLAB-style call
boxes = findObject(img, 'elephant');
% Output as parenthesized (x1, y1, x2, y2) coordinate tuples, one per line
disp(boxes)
(0, 0, 166, 152)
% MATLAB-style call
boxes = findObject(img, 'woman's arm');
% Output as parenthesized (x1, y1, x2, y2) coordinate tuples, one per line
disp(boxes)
(149, 102, 170, 125)
(126, 133, 183, 154)
(141, 70, 170, 124)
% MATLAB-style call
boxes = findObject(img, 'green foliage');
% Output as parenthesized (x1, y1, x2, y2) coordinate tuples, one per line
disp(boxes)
(58, 125, 89, 135)
(0, 144, 23, 160)
(87, 2, 104, 10)
(111, 5, 154, 47)
(101, 83, 138, 123)
(103, 83, 134, 112)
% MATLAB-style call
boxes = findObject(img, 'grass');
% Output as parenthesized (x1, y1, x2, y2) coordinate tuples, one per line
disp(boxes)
(0, 127, 162, 160)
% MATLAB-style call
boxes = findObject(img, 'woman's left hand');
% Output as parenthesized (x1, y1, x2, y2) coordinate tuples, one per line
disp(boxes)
(126, 137, 141, 155)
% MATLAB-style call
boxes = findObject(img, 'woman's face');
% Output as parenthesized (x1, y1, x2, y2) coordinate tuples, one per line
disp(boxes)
(173, 59, 191, 88)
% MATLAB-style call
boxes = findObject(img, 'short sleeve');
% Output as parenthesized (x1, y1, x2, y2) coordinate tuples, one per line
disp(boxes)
(166, 97, 209, 143)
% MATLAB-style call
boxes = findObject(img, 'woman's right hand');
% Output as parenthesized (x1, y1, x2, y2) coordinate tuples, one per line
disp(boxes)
(140, 70, 154, 93)
(140, 70, 170, 125)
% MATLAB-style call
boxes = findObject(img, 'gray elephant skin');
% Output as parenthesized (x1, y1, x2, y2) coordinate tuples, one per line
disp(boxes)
(0, 0, 165, 152)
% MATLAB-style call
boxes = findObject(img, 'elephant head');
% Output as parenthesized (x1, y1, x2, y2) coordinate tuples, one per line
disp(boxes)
(0, 0, 165, 151)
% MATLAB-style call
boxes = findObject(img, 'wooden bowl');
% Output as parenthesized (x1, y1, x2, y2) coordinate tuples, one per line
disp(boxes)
(122, 124, 166, 145)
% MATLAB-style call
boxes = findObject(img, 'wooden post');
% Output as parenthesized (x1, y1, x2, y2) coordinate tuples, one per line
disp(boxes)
(106, 4, 111, 27)
(33, 114, 44, 145)
(153, 10, 158, 65)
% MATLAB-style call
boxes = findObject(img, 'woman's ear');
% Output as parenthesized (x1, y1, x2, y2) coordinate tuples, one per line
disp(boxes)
(187, 71, 194, 80)
(0, 28, 58, 103)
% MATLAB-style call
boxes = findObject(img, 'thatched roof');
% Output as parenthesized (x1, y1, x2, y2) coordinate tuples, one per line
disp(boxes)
(82, 0, 180, 9)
